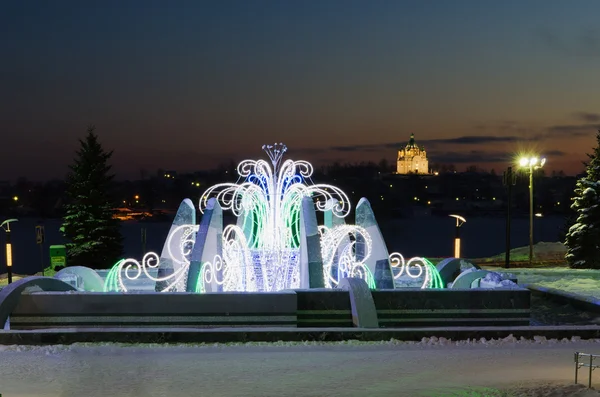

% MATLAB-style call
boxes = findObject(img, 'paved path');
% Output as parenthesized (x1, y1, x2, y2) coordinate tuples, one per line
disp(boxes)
(0, 340, 599, 396)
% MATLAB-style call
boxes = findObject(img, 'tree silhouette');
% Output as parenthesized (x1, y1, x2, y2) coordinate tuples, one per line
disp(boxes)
(60, 126, 123, 269)
(565, 130, 600, 269)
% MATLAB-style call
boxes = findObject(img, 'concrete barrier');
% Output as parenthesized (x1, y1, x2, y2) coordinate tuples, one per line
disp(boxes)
(527, 284, 600, 314)
(9, 291, 297, 329)
(372, 288, 531, 327)
(338, 278, 378, 328)
(5, 279, 531, 330)
(0, 277, 77, 329)
(295, 289, 353, 327)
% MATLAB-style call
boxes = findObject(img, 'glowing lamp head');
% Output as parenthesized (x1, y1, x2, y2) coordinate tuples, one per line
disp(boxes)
(519, 156, 546, 168)
(530, 157, 539, 166)
(449, 214, 466, 227)
(0, 218, 18, 232)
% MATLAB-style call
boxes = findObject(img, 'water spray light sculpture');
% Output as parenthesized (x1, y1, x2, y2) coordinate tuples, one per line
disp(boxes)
(105, 143, 441, 293)
(196, 143, 352, 292)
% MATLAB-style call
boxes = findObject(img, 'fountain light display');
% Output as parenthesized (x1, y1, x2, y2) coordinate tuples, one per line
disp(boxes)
(104, 143, 443, 293)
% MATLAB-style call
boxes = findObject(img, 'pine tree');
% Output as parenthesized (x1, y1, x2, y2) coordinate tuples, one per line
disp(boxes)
(565, 130, 600, 269)
(60, 126, 123, 269)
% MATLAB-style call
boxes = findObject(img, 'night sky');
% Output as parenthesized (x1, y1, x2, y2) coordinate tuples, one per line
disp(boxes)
(2, 0, 600, 181)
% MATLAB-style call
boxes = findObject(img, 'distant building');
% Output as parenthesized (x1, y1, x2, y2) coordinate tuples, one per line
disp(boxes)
(396, 133, 429, 174)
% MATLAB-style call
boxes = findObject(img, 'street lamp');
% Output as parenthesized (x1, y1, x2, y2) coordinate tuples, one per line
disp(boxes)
(449, 214, 466, 258)
(1, 219, 18, 284)
(518, 156, 546, 266)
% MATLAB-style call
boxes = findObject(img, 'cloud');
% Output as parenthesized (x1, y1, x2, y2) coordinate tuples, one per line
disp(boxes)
(293, 142, 403, 154)
(425, 136, 520, 145)
(546, 123, 599, 137)
(290, 119, 587, 160)
(429, 149, 567, 165)
(574, 112, 600, 122)
(545, 150, 568, 157)
(288, 133, 521, 159)
(428, 150, 510, 164)
(289, 147, 333, 156)
(539, 27, 600, 58)
(328, 144, 394, 152)
(306, 135, 523, 154)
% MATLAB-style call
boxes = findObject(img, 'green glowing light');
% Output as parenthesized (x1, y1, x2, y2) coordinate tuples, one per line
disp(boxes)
(365, 267, 376, 289)
(196, 263, 206, 293)
(103, 259, 124, 292)
(423, 258, 444, 289)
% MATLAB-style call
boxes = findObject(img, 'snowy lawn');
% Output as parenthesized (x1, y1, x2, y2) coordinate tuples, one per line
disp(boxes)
(485, 266, 600, 300)
(1, 337, 600, 396)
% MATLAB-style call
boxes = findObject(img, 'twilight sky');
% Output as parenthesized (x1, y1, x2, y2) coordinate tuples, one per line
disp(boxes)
(1, 0, 600, 181)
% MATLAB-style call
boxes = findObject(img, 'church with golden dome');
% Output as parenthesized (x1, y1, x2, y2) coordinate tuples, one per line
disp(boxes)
(396, 133, 429, 174)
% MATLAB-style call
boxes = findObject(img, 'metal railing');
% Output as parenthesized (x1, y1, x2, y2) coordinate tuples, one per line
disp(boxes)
(575, 352, 600, 388)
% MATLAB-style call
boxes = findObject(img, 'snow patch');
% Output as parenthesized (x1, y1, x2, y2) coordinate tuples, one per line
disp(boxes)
(0, 334, 597, 354)
(478, 271, 520, 289)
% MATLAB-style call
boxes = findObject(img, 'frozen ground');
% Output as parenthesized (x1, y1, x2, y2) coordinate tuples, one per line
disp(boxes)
(485, 266, 600, 300)
(1, 337, 600, 396)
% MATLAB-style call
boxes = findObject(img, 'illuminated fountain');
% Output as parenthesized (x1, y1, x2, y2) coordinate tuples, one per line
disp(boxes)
(104, 143, 442, 293)
(1, 145, 527, 334)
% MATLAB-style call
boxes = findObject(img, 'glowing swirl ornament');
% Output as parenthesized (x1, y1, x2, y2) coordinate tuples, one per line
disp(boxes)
(104, 224, 198, 292)
(106, 143, 434, 293)
(388, 252, 443, 289)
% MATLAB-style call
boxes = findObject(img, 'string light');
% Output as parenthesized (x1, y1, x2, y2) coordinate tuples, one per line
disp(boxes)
(106, 144, 441, 293)
(319, 225, 375, 289)
(105, 225, 198, 292)
(196, 144, 351, 292)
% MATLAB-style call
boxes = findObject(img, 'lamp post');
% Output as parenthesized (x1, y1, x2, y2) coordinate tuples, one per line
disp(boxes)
(518, 156, 546, 267)
(449, 214, 466, 258)
(503, 166, 517, 269)
(1, 219, 18, 284)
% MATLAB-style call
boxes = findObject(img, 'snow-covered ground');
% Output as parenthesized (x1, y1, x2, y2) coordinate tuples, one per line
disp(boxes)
(486, 266, 600, 300)
(1, 337, 600, 396)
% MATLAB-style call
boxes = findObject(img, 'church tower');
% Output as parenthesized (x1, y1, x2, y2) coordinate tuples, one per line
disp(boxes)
(396, 133, 429, 174)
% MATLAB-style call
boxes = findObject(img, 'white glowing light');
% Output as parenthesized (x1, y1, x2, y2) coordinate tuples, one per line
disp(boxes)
(197, 143, 351, 292)
(199, 224, 261, 292)
(388, 252, 443, 289)
(106, 143, 396, 293)
(519, 156, 547, 169)
(109, 224, 198, 292)
(319, 225, 375, 289)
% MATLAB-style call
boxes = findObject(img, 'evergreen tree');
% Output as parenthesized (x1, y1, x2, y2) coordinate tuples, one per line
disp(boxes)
(565, 130, 600, 269)
(60, 126, 123, 268)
